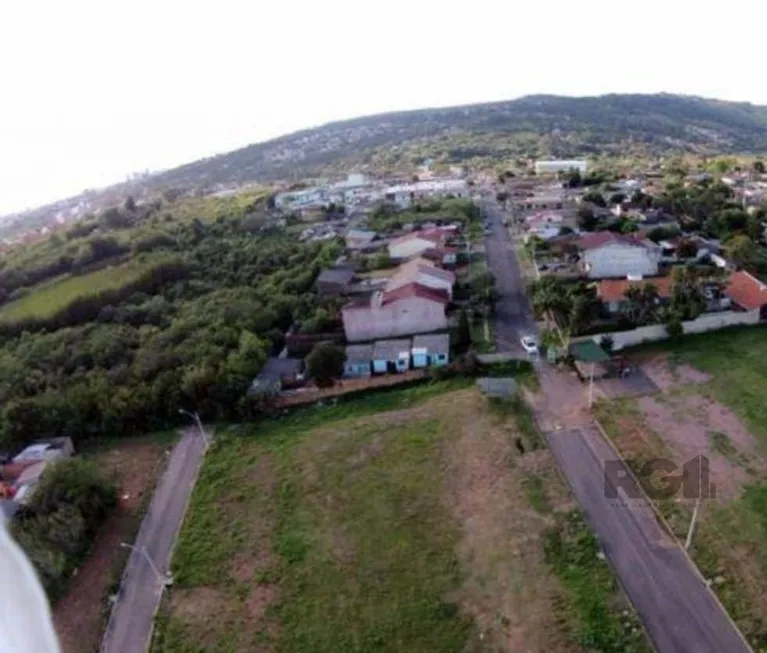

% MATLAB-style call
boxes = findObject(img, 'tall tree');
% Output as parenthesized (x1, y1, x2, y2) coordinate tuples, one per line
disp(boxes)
(306, 341, 345, 387)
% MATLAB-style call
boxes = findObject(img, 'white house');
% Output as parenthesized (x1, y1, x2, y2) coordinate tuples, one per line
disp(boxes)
(534, 160, 588, 175)
(579, 232, 661, 279)
(388, 228, 452, 260)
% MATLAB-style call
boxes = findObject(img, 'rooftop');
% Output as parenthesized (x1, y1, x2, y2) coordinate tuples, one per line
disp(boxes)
(412, 333, 450, 352)
(597, 276, 674, 303)
(372, 339, 412, 360)
(579, 232, 657, 251)
(316, 267, 356, 286)
(381, 283, 450, 307)
(254, 357, 303, 384)
(345, 343, 374, 363)
(725, 271, 767, 311)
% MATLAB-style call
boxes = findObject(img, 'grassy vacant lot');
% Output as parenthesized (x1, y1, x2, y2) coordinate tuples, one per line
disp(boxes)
(0, 261, 153, 321)
(595, 327, 767, 649)
(151, 380, 648, 653)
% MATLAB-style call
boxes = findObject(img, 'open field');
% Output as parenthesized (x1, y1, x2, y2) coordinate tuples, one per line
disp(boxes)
(595, 328, 767, 649)
(151, 381, 648, 653)
(0, 261, 155, 321)
(53, 432, 176, 653)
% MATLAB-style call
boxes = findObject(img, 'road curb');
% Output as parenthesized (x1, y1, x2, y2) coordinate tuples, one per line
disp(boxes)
(592, 415, 755, 653)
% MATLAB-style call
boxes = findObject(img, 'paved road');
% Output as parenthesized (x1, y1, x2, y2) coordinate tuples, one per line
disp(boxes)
(481, 202, 535, 353)
(100, 428, 208, 653)
(482, 199, 751, 653)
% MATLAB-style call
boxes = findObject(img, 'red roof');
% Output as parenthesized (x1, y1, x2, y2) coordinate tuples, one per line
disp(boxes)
(579, 232, 653, 251)
(597, 277, 674, 303)
(381, 282, 450, 306)
(725, 271, 767, 310)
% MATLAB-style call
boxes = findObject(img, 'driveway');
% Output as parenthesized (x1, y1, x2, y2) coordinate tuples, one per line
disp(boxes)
(483, 200, 751, 653)
(100, 428, 208, 653)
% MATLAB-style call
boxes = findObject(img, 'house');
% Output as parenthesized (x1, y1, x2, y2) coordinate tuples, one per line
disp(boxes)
(13, 437, 74, 464)
(596, 277, 674, 315)
(315, 267, 356, 296)
(344, 344, 373, 378)
(388, 228, 452, 260)
(534, 160, 588, 175)
(579, 232, 662, 279)
(250, 358, 304, 395)
(411, 333, 450, 368)
(725, 271, 767, 318)
(342, 283, 449, 342)
(372, 339, 412, 373)
(13, 460, 53, 506)
(345, 229, 377, 250)
(421, 246, 458, 267)
(385, 258, 455, 299)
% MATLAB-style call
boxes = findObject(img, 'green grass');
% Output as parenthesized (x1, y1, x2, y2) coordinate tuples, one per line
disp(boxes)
(0, 261, 154, 321)
(152, 381, 479, 653)
(543, 510, 652, 653)
(709, 430, 737, 458)
(521, 473, 550, 513)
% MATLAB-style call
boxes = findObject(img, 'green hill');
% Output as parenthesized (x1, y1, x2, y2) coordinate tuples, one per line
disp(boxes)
(151, 93, 767, 186)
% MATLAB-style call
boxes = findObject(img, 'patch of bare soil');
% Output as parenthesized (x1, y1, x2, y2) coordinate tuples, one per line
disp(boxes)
(641, 355, 711, 392)
(638, 395, 761, 497)
(171, 587, 232, 623)
(445, 395, 577, 653)
(53, 440, 168, 653)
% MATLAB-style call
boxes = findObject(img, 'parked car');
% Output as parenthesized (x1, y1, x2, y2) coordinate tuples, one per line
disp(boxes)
(520, 335, 539, 356)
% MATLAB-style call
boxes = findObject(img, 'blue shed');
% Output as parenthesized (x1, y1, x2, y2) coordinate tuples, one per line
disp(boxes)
(372, 339, 412, 374)
(344, 344, 373, 378)
(411, 333, 450, 368)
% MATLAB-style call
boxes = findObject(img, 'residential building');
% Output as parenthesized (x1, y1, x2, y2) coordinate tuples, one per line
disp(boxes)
(344, 344, 373, 378)
(411, 333, 450, 368)
(315, 267, 356, 296)
(388, 227, 452, 260)
(579, 232, 662, 279)
(597, 277, 674, 314)
(345, 229, 377, 250)
(534, 160, 588, 175)
(372, 339, 412, 373)
(13, 437, 74, 464)
(250, 358, 304, 395)
(342, 283, 449, 342)
(385, 258, 455, 299)
(725, 271, 767, 318)
(383, 179, 469, 209)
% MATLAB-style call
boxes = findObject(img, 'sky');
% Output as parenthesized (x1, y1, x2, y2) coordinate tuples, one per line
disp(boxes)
(1, 0, 766, 215)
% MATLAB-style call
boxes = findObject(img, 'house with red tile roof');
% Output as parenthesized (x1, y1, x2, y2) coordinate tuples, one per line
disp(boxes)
(596, 277, 674, 314)
(342, 282, 449, 342)
(725, 271, 767, 316)
(388, 227, 453, 260)
(385, 258, 455, 299)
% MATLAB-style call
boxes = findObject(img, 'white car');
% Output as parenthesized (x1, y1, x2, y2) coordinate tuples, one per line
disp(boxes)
(520, 335, 539, 356)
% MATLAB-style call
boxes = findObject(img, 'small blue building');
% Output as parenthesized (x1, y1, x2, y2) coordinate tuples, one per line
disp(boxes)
(372, 339, 412, 374)
(411, 333, 450, 368)
(344, 344, 373, 378)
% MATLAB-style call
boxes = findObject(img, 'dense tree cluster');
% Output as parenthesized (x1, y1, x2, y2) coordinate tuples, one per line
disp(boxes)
(0, 199, 341, 451)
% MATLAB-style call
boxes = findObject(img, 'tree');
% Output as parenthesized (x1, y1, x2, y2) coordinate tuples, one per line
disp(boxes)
(124, 195, 137, 212)
(725, 234, 757, 268)
(582, 191, 606, 208)
(306, 342, 345, 387)
(669, 267, 706, 320)
(623, 284, 660, 327)
(609, 192, 627, 206)
(456, 309, 472, 353)
(576, 206, 598, 231)
(676, 239, 698, 259)
(754, 160, 765, 175)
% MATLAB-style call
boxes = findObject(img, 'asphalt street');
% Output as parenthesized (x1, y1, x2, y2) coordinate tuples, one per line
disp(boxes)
(482, 200, 751, 653)
(100, 427, 208, 653)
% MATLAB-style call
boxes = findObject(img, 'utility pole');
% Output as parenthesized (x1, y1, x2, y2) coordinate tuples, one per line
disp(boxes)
(588, 362, 595, 408)
(178, 409, 211, 448)
(120, 543, 172, 586)
(685, 497, 701, 550)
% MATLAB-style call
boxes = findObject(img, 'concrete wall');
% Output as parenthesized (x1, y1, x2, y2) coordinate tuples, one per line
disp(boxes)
(342, 296, 447, 342)
(586, 310, 760, 351)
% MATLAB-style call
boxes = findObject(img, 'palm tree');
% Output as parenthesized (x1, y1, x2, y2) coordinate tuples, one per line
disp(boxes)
(531, 277, 568, 327)
(623, 283, 660, 327)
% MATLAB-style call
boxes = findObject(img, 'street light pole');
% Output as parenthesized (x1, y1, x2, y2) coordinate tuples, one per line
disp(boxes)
(120, 543, 172, 586)
(178, 409, 211, 448)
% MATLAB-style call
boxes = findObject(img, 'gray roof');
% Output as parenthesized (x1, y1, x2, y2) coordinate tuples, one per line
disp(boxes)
(412, 333, 450, 353)
(316, 267, 356, 286)
(255, 357, 303, 384)
(345, 344, 374, 364)
(346, 228, 376, 242)
(372, 339, 412, 360)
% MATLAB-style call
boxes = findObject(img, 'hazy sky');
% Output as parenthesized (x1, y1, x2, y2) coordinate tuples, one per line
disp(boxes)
(1, 0, 765, 215)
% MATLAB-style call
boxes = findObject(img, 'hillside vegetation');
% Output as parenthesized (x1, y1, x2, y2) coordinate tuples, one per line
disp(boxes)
(150, 94, 767, 187)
